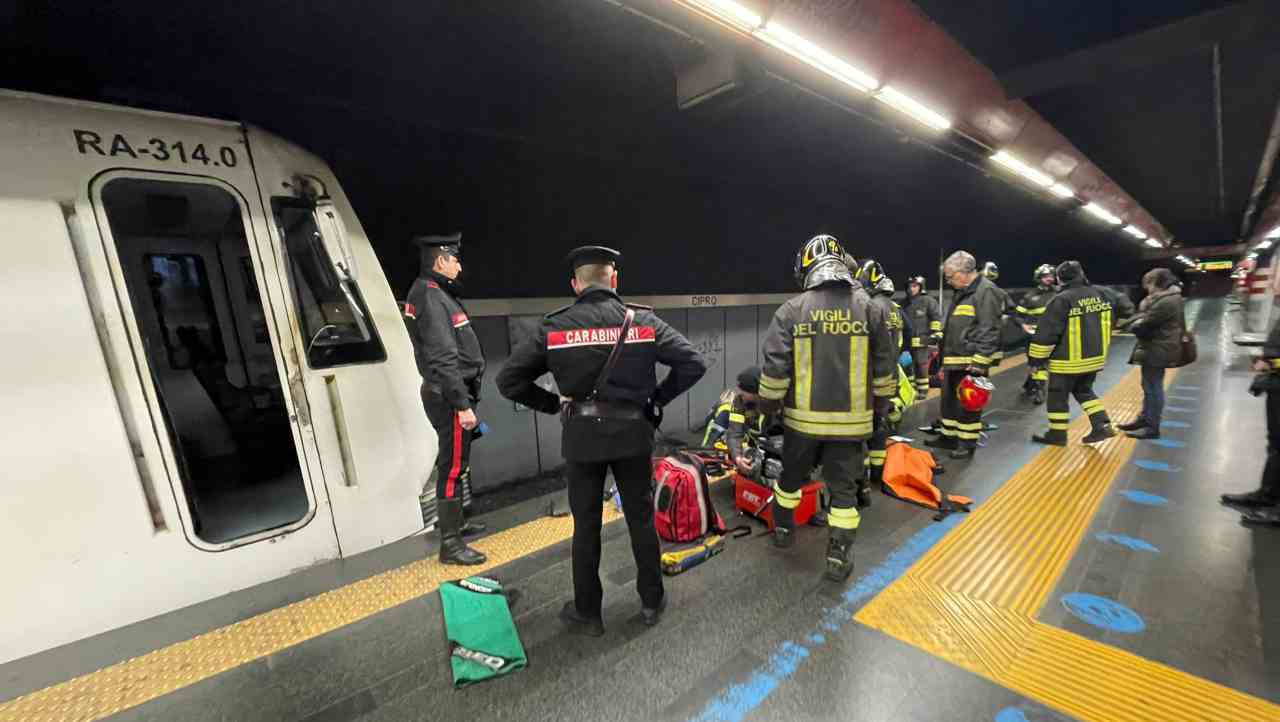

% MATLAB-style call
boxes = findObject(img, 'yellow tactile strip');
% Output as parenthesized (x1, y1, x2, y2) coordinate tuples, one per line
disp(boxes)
(0, 505, 624, 722)
(856, 367, 1280, 721)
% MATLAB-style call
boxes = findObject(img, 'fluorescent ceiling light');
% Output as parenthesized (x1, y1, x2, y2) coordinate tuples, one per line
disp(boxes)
(758, 22, 877, 91)
(685, 0, 762, 29)
(1082, 202, 1123, 225)
(1048, 183, 1075, 199)
(1144, 238, 1163, 248)
(1122, 225, 1147, 239)
(990, 151, 1055, 188)
(1267, 226, 1280, 239)
(1259, 240, 1274, 250)
(875, 85, 950, 130)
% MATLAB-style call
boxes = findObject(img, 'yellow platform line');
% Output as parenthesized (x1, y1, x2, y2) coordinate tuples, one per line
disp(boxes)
(0, 504, 626, 722)
(857, 367, 1280, 721)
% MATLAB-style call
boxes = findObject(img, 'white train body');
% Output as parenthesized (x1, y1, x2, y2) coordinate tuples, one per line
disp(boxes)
(0, 90, 432, 664)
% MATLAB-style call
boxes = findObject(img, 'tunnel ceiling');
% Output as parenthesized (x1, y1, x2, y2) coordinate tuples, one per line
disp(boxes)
(914, 0, 1280, 249)
(0, 0, 1208, 294)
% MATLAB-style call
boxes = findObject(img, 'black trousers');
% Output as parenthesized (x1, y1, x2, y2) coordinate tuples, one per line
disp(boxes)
(940, 370, 982, 449)
(422, 386, 471, 501)
(778, 433, 864, 530)
(867, 425, 889, 485)
(1262, 390, 1280, 498)
(911, 346, 933, 395)
(1043, 372, 1110, 443)
(566, 455, 663, 617)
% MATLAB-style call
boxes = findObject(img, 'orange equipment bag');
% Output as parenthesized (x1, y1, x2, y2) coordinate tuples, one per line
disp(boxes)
(882, 442, 972, 518)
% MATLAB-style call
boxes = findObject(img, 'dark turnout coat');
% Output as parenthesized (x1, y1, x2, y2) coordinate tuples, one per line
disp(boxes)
(1126, 286, 1185, 368)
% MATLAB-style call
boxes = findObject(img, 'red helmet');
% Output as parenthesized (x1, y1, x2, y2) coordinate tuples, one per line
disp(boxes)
(956, 375, 994, 412)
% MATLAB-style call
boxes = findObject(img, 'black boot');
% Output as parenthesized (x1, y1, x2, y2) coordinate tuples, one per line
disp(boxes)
(824, 528, 856, 582)
(438, 499, 487, 566)
(1117, 418, 1148, 432)
(559, 601, 605, 637)
(1241, 506, 1280, 526)
(926, 435, 958, 450)
(857, 477, 874, 509)
(1032, 431, 1067, 447)
(459, 515, 487, 537)
(1082, 424, 1117, 445)
(948, 446, 975, 460)
(1221, 489, 1279, 508)
(771, 502, 795, 549)
(1031, 384, 1046, 406)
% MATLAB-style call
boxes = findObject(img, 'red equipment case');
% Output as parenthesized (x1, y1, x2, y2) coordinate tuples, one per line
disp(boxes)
(733, 473, 824, 529)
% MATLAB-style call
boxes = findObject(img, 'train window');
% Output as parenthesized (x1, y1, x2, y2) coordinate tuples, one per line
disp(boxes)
(144, 254, 228, 371)
(272, 198, 386, 368)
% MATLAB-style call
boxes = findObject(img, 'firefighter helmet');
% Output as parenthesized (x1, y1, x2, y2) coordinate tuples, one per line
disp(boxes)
(794, 234, 848, 288)
(857, 259, 894, 294)
(1056, 260, 1084, 284)
(956, 375, 994, 412)
(1034, 263, 1055, 284)
(981, 261, 1000, 281)
(907, 275, 927, 293)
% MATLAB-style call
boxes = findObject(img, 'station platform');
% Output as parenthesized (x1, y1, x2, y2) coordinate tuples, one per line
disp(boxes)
(2, 299, 1277, 722)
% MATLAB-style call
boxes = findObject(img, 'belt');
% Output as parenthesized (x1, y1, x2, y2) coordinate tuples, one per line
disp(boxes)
(565, 400, 646, 421)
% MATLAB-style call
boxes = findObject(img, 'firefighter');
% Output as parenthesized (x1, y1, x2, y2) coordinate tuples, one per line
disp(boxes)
(1015, 264, 1059, 405)
(759, 235, 896, 582)
(981, 261, 1014, 367)
(497, 246, 706, 634)
(855, 259, 908, 507)
(928, 251, 1004, 459)
(407, 233, 490, 566)
(904, 274, 943, 397)
(702, 366, 767, 475)
(1027, 260, 1118, 446)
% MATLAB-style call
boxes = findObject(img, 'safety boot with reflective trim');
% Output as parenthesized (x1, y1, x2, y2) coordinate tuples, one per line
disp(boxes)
(824, 527, 856, 582)
(1031, 431, 1068, 447)
(1082, 424, 1116, 445)
(771, 502, 795, 549)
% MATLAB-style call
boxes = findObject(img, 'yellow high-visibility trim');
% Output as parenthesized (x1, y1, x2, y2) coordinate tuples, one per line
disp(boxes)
(1047, 412, 1070, 421)
(772, 482, 803, 509)
(973, 354, 993, 365)
(1031, 370, 1048, 381)
(952, 305, 975, 317)
(782, 418, 874, 437)
(868, 450, 887, 459)
(1272, 358, 1280, 369)
(953, 420, 983, 431)
(912, 338, 923, 348)
(929, 321, 943, 331)
(828, 506, 861, 529)
(728, 412, 746, 423)
(1068, 316, 1082, 360)
(1028, 343, 1054, 359)
(1101, 309, 1112, 351)
(1048, 357, 1106, 374)
(850, 336, 869, 409)
(794, 337, 813, 411)
(939, 426, 958, 437)
(1049, 422, 1071, 430)
(759, 373, 789, 400)
(784, 407, 875, 424)
(955, 430, 981, 440)
(943, 355, 973, 366)
(1019, 306, 1046, 316)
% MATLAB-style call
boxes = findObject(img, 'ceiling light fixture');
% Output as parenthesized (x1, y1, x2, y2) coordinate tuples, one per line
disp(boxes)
(1122, 225, 1147, 239)
(683, 0, 762, 30)
(875, 85, 951, 130)
(1082, 203, 1123, 225)
(1267, 226, 1280, 240)
(1259, 240, 1274, 251)
(1048, 183, 1075, 199)
(757, 21, 878, 92)
(1144, 238, 1163, 248)
(990, 151, 1055, 188)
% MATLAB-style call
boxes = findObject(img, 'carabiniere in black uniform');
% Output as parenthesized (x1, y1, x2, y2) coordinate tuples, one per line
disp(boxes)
(405, 233, 488, 566)
(497, 246, 707, 635)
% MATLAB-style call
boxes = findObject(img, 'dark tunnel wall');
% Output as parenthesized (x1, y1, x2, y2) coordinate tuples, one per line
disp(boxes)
(2, 0, 1155, 299)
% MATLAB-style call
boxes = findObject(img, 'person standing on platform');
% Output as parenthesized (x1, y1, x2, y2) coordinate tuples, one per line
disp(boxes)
(1117, 268, 1184, 440)
(928, 251, 1004, 459)
(758, 235, 896, 581)
(855, 258, 907, 508)
(1223, 317, 1280, 526)
(1027, 260, 1117, 447)
(405, 233, 488, 566)
(497, 246, 706, 635)
(904, 274, 943, 397)
(1016, 264, 1059, 405)
(981, 261, 1014, 367)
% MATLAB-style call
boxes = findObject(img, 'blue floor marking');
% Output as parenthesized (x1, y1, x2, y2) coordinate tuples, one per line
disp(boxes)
(1061, 593, 1146, 633)
(1096, 532, 1159, 552)
(1174, 385, 1201, 391)
(689, 514, 967, 722)
(1134, 460, 1179, 472)
(1162, 420, 1191, 428)
(1120, 490, 1169, 506)
(995, 708, 1030, 722)
(1165, 405, 1195, 413)
(1147, 438, 1186, 448)
(1167, 395, 1198, 402)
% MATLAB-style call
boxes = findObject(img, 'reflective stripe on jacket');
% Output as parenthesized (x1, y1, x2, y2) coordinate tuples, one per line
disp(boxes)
(1028, 278, 1113, 374)
(940, 276, 1004, 371)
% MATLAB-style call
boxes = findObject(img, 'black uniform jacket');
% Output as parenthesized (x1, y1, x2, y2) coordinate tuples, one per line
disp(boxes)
(940, 275, 1004, 372)
(405, 271, 485, 411)
(497, 286, 707, 461)
(904, 292, 942, 348)
(1028, 277, 1114, 375)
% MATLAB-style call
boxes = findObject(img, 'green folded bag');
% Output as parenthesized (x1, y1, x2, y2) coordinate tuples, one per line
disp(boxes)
(439, 576, 527, 688)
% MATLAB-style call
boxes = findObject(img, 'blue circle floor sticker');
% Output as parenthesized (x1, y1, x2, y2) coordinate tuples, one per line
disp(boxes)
(1096, 532, 1159, 553)
(1062, 593, 1146, 633)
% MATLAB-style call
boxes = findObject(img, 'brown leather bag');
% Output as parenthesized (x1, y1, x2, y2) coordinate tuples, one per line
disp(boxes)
(1176, 316, 1197, 367)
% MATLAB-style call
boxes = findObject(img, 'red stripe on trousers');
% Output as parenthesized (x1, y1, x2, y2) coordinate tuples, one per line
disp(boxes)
(445, 413, 463, 499)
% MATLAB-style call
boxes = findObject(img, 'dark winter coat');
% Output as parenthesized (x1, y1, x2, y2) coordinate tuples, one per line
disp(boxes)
(1126, 286, 1185, 368)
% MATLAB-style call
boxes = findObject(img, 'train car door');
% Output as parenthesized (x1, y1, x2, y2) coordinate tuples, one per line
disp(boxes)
(88, 169, 341, 554)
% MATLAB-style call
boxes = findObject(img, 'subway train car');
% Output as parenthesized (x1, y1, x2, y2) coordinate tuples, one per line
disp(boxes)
(0, 90, 432, 664)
